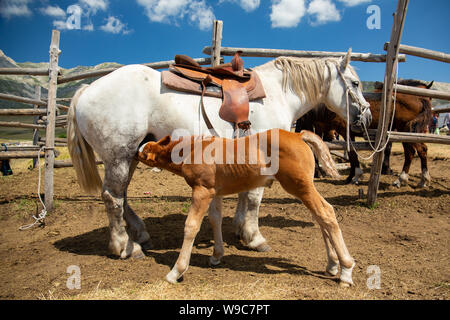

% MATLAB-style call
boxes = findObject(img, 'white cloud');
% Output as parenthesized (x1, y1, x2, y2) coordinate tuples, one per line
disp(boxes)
(137, 0, 188, 23)
(307, 0, 341, 25)
(53, 20, 68, 29)
(188, 1, 215, 30)
(337, 0, 371, 7)
(100, 16, 131, 34)
(270, 0, 306, 28)
(79, 0, 109, 14)
(220, 0, 260, 12)
(40, 5, 66, 18)
(0, 0, 32, 18)
(136, 0, 215, 30)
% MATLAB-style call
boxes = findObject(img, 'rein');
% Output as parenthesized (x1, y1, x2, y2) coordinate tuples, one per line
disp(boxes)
(346, 60, 400, 161)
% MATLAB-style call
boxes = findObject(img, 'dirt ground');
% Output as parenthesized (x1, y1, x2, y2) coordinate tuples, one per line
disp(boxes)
(0, 143, 449, 300)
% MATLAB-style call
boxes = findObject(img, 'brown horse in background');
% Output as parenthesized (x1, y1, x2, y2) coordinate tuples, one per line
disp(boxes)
(296, 79, 434, 187)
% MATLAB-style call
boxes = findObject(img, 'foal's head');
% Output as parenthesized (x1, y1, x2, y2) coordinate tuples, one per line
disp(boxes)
(138, 135, 173, 167)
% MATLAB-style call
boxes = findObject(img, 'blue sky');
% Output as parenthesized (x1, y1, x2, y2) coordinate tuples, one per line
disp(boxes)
(0, 0, 449, 82)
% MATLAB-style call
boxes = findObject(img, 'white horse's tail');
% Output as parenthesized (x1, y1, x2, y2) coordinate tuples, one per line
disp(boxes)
(300, 130, 341, 179)
(67, 85, 103, 193)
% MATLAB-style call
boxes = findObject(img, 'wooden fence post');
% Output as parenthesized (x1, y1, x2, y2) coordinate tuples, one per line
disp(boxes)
(32, 86, 41, 169)
(211, 20, 223, 67)
(367, 0, 409, 207)
(44, 30, 60, 211)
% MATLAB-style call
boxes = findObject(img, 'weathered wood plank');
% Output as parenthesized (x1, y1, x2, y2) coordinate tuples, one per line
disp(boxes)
(202, 46, 406, 62)
(368, 0, 409, 206)
(385, 42, 450, 63)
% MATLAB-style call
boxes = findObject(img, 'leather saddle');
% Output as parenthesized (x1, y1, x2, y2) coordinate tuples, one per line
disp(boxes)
(163, 52, 265, 130)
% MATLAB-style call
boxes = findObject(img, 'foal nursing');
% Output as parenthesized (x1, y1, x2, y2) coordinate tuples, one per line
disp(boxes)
(137, 129, 356, 287)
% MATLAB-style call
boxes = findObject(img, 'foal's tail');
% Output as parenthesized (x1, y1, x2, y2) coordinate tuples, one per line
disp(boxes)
(299, 130, 341, 179)
(67, 85, 103, 193)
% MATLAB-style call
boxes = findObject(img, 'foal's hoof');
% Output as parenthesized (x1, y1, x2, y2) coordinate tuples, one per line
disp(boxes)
(166, 270, 181, 284)
(255, 242, 271, 252)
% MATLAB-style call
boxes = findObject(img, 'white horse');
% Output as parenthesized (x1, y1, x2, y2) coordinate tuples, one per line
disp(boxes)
(67, 48, 371, 259)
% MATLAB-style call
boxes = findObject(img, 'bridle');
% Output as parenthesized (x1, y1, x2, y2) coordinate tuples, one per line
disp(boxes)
(328, 61, 371, 152)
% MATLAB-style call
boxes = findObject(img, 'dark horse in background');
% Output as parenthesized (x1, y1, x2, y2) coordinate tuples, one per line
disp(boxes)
(296, 79, 434, 187)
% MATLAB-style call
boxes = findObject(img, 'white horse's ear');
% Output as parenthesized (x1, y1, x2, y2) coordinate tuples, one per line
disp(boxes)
(341, 47, 352, 70)
(157, 135, 171, 146)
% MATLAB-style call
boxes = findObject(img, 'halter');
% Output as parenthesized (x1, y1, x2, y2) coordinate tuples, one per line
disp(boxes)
(334, 64, 371, 152)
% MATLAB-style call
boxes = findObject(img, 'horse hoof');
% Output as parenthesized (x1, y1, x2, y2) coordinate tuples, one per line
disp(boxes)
(255, 242, 271, 252)
(140, 240, 153, 251)
(132, 250, 145, 259)
(209, 256, 221, 266)
(339, 281, 353, 288)
(166, 270, 182, 284)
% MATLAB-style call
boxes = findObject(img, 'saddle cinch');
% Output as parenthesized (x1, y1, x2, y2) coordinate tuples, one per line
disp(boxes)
(162, 52, 266, 130)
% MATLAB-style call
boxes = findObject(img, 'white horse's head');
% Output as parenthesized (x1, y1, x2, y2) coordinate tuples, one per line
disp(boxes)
(275, 49, 372, 133)
(324, 48, 372, 133)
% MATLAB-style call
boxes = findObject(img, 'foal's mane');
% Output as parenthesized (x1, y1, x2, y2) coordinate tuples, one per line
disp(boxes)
(273, 56, 358, 105)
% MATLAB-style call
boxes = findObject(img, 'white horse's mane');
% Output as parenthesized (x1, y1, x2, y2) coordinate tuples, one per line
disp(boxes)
(260, 56, 360, 106)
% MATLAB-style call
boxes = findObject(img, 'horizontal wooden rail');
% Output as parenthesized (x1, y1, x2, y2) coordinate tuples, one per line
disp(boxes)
(384, 43, 450, 63)
(432, 105, 450, 114)
(1, 145, 41, 152)
(57, 57, 215, 84)
(326, 141, 373, 150)
(54, 160, 103, 168)
(0, 121, 46, 129)
(0, 151, 45, 160)
(39, 137, 67, 143)
(0, 67, 49, 76)
(0, 92, 46, 106)
(202, 46, 406, 62)
(0, 108, 47, 116)
(388, 131, 450, 144)
(394, 84, 450, 100)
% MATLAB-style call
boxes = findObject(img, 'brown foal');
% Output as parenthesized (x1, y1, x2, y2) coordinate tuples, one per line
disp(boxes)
(137, 129, 356, 287)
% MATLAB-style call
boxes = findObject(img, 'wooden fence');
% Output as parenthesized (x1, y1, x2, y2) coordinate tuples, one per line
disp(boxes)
(366, 0, 450, 206)
(1, 10, 449, 210)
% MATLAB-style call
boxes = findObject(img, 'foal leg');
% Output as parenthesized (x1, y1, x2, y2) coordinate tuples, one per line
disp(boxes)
(166, 186, 214, 284)
(208, 196, 224, 266)
(234, 188, 271, 252)
(278, 177, 355, 286)
(102, 160, 144, 259)
(393, 143, 415, 188)
(320, 228, 339, 276)
(303, 190, 355, 286)
(415, 143, 431, 188)
(123, 159, 151, 249)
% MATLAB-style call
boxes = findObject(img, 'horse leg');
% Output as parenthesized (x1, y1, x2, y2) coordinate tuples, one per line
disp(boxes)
(321, 227, 340, 276)
(208, 196, 224, 266)
(393, 143, 415, 188)
(166, 186, 214, 283)
(415, 143, 431, 188)
(303, 190, 354, 286)
(234, 188, 271, 252)
(382, 142, 393, 175)
(102, 160, 144, 259)
(345, 150, 362, 185)
(278, 176, 355, 286)
(123, 159, 151, 249)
